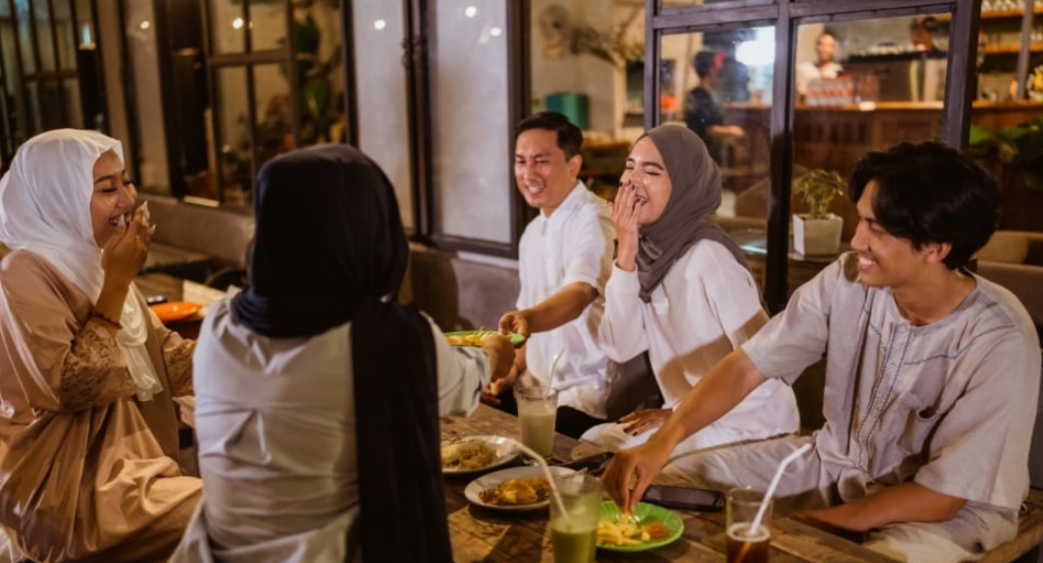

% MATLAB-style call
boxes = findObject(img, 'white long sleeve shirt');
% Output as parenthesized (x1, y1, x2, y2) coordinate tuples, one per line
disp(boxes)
(598, 239, 799, 445)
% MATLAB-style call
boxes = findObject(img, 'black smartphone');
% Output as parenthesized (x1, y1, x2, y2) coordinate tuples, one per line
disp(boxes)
(641, 484, 725, 512)
(556, 452, 614, 475)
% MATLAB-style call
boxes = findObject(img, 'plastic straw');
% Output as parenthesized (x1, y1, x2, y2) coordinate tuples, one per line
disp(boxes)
(732, 443, 811, 563)
(513, 441, 569, 518)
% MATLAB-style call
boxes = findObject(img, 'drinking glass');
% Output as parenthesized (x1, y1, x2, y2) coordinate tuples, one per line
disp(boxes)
(550, 472, 602, 563)
(513, 383, 558, 464)
(726, 487, 772, 563)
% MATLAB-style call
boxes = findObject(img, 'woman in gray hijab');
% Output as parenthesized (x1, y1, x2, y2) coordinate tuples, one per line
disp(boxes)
(585, 124, 798, 467)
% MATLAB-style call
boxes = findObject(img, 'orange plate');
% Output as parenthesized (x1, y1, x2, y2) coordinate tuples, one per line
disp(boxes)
(150, 301, 202, 323)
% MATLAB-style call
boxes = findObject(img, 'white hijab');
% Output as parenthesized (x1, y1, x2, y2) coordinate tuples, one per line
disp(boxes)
(0, 129, 163, 401)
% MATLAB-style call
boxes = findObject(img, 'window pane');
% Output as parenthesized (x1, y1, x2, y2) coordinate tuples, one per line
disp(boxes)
(431, 0, 510, 243)
(354, 1, 413, 229)
(32, 0, 56, 72)
(16, 0, 35, 75)
(61, 77, 80, 127)
(1, 13, 30, 145)
(789, 16, 945, 296)
(54, 0, 75, 70)
(250, 0, 287, 52)
(253, 62, 292, 201)
(123, 0, 169, 193)
(24, 80, 40, 132)
(662, 27, 775, 292)
(291, 2, 343, 145)
(211, 66, 249, 204)
(210, 0, 245, 54)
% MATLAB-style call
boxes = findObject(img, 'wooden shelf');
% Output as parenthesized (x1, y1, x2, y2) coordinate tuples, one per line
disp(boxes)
(982, 42, 1043, 54)
(937, 7, 1043, 21)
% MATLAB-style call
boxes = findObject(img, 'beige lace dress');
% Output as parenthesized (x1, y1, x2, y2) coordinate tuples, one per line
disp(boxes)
(0, 250, 201, 563)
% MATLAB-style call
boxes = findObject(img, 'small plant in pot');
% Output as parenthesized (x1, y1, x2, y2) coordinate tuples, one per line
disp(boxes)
(792, 169, 846, 255)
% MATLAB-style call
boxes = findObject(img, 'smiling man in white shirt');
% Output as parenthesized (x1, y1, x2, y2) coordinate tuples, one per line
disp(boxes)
(489, 112, 616, 438)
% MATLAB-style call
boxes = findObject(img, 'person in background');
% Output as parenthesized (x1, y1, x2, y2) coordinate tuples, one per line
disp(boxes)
(586, 124, 798, 463)
(683, 52, 744, 158)
(910, 16, 943, 54)
(493, 111, 616, 439)
(0, 129, 200, 562)
(603, 141, 1040, 563)
(796, 31, 843, 101)
(170, 144, 514, 562)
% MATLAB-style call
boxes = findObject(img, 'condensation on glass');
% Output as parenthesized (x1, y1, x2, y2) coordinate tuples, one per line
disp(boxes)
(431, 0, 511, 244)
(353, 1, 414, 229)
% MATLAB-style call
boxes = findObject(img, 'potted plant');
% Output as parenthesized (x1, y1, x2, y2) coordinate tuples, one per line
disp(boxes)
(792, 169, 846, 255)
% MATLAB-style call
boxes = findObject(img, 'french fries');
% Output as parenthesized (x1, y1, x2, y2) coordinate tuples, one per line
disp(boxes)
(596, 518, 652, 547)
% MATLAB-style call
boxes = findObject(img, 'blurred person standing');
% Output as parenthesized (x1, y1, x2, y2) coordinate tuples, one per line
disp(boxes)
(796, 31, 843, 101)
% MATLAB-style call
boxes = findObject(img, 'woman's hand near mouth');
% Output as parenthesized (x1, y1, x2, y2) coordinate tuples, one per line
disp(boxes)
(90, 205, 154, 334)
(610, 181, 644, 272)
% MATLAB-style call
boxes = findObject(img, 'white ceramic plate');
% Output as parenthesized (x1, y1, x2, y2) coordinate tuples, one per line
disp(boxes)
(441, 435, 520, 475)
(464, 465, 576, 511)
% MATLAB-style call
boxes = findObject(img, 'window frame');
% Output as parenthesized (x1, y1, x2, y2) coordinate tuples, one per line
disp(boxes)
(646, 0, 981, 311)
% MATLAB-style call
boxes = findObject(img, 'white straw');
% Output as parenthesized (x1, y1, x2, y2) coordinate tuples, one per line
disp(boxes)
(749, 443, 811, 534)
(513, 441, 569, 517)
(547, 349, 565, 386)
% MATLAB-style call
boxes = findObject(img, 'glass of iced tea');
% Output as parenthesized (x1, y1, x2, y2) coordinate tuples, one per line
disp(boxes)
(726, 487, 771, 563)
(513, 382, 558, 464)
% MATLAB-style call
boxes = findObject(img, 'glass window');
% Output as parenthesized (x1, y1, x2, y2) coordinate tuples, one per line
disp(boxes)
(431, 0, 511, 244)
(210, 66, 249, 203)
(253, 62, 292, 193)
(123, 0, 168, 193)
(250, 0, 287, 52)
(16, 0, 35, 75)
(789, 15, 946, 295)
(354, 1, 414, 229)
(32, 0, 56, 72)
(662, 27, 775, 291)
(61, 77, 80, 126)
(210, 0, 245, 54)
(54, 0, 75, 71)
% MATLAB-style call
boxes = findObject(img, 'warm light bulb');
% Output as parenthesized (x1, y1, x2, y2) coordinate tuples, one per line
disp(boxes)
(139, 20, 151, 31)
(232, 17, 244, 30)
(465, 6, 477, 18)
(490, 27, 502, 37)
(374, 19, 386, 31)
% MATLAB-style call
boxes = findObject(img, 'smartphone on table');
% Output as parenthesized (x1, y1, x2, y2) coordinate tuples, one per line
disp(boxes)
(641, 484, 725, 512)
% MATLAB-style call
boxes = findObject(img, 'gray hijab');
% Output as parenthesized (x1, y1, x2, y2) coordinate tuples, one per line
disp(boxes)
(636, 124, 749, 302)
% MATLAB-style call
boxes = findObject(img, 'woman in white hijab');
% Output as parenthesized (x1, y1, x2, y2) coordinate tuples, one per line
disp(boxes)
(0, 129, 201, 563)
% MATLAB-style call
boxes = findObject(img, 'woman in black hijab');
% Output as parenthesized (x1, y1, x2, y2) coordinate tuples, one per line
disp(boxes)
(171, 145, 512, 562)
(586, 124, 798, 463)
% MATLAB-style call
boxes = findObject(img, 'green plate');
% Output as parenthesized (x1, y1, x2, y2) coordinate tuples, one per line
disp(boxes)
(597, 501, 684, 552)
(445, 330, 525, 347)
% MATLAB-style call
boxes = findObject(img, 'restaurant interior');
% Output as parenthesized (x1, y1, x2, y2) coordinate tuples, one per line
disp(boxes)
(1, 0, 1043, 561)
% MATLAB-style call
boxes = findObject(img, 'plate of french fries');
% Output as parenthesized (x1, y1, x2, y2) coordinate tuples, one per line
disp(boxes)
(444, 330, 525, 347)
(596, 501, 683, 552)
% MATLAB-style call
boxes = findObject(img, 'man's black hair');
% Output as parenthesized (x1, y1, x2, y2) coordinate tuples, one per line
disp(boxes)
(848, 141, 998, 270)
(515, 111, 583, 159)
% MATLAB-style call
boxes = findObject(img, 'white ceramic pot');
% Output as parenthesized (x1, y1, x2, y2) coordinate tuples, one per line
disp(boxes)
(792, 213, 843, 256)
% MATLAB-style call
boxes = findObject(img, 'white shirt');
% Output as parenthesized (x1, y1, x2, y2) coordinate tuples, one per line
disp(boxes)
(518, 182, 615, 419)
(796, 60, 842, 96)
(174, 299, 489, 562)
(599, 240, 799, 443)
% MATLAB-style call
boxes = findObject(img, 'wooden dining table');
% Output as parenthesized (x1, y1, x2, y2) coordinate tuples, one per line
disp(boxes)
(441, 404, 901, 563)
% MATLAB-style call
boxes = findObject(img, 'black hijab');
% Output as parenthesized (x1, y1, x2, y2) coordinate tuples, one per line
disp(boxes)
(233, 145, 451, 562)
(636, 124, 750, 302)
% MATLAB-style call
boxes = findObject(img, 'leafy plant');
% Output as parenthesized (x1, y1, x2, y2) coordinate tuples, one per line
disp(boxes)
(970, 118, 1043, 191)
(792, 169, 846, 219)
